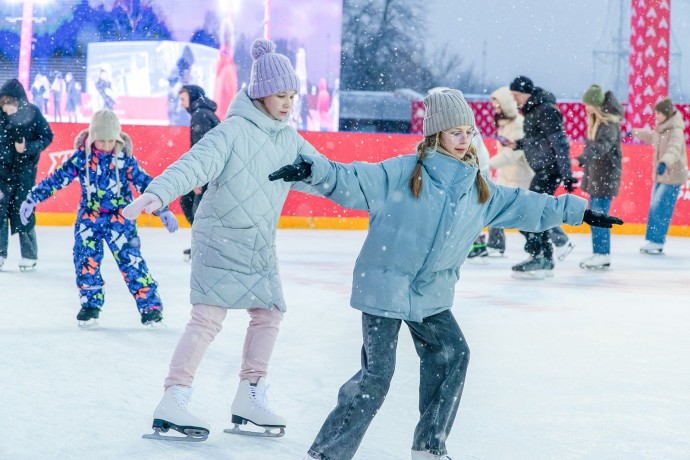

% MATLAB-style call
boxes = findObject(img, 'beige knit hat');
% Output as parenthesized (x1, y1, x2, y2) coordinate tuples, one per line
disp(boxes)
(87, 109, 124, 153)
(423, 89, 475, 137)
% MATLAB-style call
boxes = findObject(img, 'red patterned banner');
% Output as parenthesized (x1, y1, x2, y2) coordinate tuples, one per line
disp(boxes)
(410, 101, 690, 145)
(627, 0, 671, 131)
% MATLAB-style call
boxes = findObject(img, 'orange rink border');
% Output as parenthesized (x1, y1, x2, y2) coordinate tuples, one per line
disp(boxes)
(35, 212, 690, 237)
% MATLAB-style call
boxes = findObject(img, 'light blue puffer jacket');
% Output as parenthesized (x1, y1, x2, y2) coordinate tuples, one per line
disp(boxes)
(145, 88, 318, 310)
(298, 148, 587, 322)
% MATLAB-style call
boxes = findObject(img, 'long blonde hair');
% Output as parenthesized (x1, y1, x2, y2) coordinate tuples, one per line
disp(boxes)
(410, 133, 491, 204)
(587, 105, 620, 140)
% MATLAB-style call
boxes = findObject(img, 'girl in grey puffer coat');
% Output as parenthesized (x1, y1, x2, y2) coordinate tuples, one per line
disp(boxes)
(271, 89, 623, 460)
(125, 39, 317, 439)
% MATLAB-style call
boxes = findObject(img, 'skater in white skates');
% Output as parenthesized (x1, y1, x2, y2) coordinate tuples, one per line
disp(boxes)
(0, 79, 53, 272)
(124, 38, 321, 442)
(631, 97, 688, 255)
(270, 89, 623, 460)
(570, 85, 624, 270)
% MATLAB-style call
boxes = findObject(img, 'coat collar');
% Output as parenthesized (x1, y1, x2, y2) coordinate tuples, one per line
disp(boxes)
(225, 88, 289, 136)
(422, 148, 479, 191)
(658, 111, 685, 134)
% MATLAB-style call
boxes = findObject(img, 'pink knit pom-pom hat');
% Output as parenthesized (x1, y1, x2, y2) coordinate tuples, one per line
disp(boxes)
(248, 38, 300, 99)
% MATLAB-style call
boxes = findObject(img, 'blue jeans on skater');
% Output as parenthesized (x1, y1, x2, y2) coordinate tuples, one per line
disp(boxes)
(307, 310, 470, 460)
(645, 183, 681, 245)
(590, 196, 612, 254)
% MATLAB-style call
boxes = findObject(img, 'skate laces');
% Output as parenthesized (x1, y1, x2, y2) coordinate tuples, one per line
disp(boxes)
(171, 386, 192, 409)
(250, 383, 275, 413)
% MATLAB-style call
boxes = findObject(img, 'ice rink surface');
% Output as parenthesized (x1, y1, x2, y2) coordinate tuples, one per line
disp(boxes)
(1, 226, 688, 460)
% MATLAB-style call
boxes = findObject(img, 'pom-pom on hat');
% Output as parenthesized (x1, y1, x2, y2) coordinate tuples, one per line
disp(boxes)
(582, 84, 605, 107)
(87, 109, 124, 153)
(509, 75, 535, 94)
(423, 89, 475, 137)
(248, 38, 300, 99)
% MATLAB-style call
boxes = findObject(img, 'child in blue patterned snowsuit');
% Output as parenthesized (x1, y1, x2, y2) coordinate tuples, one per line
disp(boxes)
(20, 109, 179, 326)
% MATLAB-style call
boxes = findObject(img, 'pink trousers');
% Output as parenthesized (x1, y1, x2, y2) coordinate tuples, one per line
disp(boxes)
(164, 303, 284, 389)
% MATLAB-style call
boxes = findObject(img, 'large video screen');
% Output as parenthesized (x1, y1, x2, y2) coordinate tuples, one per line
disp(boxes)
(0, 0, 343, 131)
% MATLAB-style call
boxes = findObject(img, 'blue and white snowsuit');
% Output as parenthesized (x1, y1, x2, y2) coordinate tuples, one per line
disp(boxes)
(28, 130, 163, 315)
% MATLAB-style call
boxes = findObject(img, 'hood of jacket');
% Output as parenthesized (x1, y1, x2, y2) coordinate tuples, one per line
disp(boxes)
(522, 87, 556, 113)
(74, 129, 133, 156)
(183, 84, 218, 114)
(0, 79, 28, 102)
(491, 86, 518, 118)
(226, 87, 289, 136)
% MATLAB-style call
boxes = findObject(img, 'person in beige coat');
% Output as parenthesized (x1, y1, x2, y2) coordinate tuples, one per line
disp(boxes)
(486, 86, 533, 255)
(632, 98, 688, 254)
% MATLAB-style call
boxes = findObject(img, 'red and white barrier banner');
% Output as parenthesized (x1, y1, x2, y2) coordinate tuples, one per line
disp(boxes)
(411, 101, 690, 146)
(627, 0, 671, 131)
(35, 123, 690, 230)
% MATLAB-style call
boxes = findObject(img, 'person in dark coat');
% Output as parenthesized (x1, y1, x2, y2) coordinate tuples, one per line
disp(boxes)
(178, 84, 220, 262)
(572, 85, 624, 270)
(507, 75, 577, 279)
(0, 78, 54, 270)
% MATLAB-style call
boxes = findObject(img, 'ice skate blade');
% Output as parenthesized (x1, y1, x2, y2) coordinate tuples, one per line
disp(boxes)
(143, 427, 208, 442)
(19, 265, 36, 272)
(78, 319, 99, 329)
(511, 270, 553, 280)
(640, 249, 663, 255)
(142, 320, 167, 329)
(579, 263, 610, 270)
(224, 424, 285, 438)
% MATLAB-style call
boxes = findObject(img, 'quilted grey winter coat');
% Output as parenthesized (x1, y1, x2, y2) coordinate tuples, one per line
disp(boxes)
(145, 88, 318, 310)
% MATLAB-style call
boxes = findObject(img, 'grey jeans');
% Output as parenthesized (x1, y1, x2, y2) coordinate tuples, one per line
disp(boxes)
(307, 310, 470, 459)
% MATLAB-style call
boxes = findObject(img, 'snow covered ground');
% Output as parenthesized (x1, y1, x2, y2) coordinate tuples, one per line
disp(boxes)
(1, 226, 689, 460)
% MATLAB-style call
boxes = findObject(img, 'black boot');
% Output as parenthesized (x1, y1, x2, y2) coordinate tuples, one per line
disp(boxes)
(141, 308, 163, 326)
(77, 307, 100, 328)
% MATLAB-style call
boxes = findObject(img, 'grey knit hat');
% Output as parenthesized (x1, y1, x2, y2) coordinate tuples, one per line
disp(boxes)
(87, 109, 124, 152)
(248, 38, 300, 99)
(423, 89, 475, 137)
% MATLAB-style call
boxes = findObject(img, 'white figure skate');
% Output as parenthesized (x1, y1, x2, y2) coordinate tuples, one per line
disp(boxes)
(18, 258, 37, 272)
(143, 385, 210, 442)
(640, 241, 663, 255)
(579, 254, 611, 270)
(224, 377, 286, 437)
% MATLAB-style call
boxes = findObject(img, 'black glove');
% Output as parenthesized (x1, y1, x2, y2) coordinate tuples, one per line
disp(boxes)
(583, 209, 624, 228)
(268, 161, 312, 182)
(562, 177, 577, 193)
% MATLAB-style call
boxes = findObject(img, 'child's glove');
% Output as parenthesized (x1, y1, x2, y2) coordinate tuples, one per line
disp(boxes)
(123, 192, 163, 220)
(583, 209, 624, 228)
(158, 209, 179, 233)
(19, 196, 37, 225)
(657, 162, 667, 175)
(268, 161, 312, 182)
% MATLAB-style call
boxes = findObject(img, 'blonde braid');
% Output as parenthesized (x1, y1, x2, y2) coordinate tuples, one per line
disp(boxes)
(410, 134, 438, 198)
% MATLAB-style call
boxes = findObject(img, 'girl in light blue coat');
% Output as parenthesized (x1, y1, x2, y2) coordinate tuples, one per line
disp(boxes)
(271, 89, 623, 460)
(124, 39, 318, 441)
